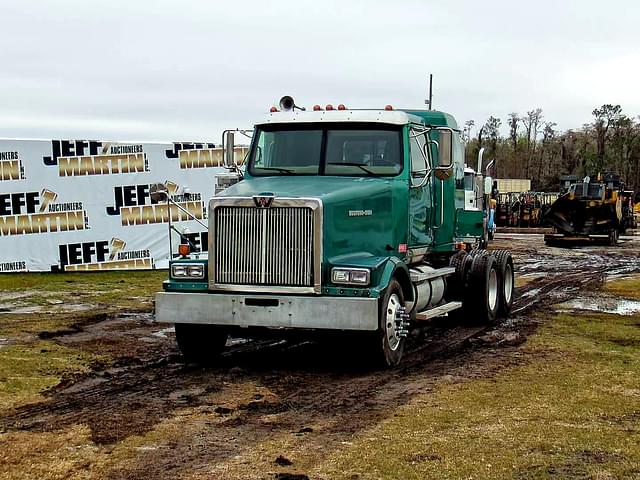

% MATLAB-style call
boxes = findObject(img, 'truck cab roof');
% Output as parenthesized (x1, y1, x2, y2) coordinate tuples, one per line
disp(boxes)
(258, 109, 459, 129)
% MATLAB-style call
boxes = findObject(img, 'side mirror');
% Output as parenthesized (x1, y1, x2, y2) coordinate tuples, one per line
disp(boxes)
(484, 176, 493, 195)
(438, 130, 453, 168)
(224, 131, 235, 167)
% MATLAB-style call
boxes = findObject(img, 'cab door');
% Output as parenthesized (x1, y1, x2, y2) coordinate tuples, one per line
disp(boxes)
(408, 127, 433, 247)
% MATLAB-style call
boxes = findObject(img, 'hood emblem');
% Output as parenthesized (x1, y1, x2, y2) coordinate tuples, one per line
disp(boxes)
(253, 195, 274, 208)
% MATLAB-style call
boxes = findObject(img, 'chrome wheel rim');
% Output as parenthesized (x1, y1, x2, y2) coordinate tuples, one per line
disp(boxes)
(504, 264, 513, 304)
(488, 268, 498, 311)
(386, 293, 402, 351)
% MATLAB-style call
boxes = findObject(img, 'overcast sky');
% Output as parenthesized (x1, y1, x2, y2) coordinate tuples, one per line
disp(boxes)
(1, 0, 639, 142)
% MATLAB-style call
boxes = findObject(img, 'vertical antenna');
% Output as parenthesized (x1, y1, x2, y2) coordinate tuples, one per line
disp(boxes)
(425, 74, 433, 110)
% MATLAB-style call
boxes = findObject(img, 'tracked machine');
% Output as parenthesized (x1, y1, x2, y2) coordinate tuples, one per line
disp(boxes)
(544, 174, 626, 246)
(155, 96, 515, 367)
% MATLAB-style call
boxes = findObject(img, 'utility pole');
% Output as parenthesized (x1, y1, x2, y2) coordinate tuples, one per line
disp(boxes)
(425, 74, 433, 110)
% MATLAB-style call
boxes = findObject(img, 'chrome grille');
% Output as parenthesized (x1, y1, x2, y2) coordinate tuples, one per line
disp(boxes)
(214, 206, 315, 286)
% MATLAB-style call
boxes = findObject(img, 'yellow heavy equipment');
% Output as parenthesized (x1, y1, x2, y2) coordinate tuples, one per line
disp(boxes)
(544, 174, 625, 246)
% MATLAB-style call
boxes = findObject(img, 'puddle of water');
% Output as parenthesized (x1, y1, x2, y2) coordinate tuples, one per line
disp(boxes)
(0, 302, 97, 314)
(2, 305, 44, 314)
(0, 292, 35, 301)
(118, 312, 155, 322)
(555, 298, 640, 316)
(521, 288, 542, 298)
(136, 446, 159, 452)
(58, 304, 95, 312)
(151, 327, 175, 338)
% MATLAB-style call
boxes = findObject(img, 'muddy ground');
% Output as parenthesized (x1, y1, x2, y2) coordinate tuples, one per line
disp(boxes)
(2, 233, 640, 479)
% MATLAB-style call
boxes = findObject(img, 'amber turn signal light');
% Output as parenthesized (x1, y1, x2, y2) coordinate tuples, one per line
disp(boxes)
(178, 244, 190, 257)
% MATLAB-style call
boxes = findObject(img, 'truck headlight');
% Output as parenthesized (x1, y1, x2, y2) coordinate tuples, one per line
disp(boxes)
(171, 263, 205, 280)
(331, 267, 370, 286)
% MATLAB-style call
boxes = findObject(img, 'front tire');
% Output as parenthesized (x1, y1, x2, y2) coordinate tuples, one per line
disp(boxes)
(372, 279, 408, 368)
(175, 323, 228, 364)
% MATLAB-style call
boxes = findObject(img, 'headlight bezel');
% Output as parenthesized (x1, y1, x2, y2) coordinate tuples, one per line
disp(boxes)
(171, 263, 205, 280)
(331, 267, 370, 286)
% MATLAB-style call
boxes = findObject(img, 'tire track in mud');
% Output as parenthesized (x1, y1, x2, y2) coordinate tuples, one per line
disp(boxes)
(2, 235, 639, 479)
(101, 323, 508, 480)
(508, 237, 640, 314)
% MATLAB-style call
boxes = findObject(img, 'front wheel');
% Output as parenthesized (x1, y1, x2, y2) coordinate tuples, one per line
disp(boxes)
(175, 323, 228, 364)
(371, 279, 408, 368)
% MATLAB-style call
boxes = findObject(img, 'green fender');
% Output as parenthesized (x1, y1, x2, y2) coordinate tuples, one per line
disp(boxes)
(371, 257, 413, 303)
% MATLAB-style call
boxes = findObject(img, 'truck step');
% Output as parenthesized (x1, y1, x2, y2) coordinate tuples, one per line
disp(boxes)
(410, 266, 455, 283)
(414, 301, 463, 321)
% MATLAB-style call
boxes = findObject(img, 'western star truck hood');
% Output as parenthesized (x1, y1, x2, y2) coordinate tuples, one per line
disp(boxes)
(217, 175, 392, 204)
(215, 176, 407, 260)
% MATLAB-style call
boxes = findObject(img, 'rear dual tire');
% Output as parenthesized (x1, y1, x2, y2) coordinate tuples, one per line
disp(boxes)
(492, 249, 515, 317)
(467, 253, 499, 324)
(448, 249, 514, 324)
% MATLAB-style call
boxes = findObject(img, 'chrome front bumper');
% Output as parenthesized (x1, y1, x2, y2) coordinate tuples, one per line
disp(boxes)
(155, 292, 379, 331)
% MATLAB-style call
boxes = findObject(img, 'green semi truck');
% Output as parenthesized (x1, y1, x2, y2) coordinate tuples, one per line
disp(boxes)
(155, 97, 515, 367)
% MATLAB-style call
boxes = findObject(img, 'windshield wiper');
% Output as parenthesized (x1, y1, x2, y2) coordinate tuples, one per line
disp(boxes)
(253, 166, 295, 174)
(327, 162, 375, 175)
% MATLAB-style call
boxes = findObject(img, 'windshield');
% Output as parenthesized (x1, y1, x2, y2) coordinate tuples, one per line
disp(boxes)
(248, 124, 403, 177)
(571, 183, 604, 199)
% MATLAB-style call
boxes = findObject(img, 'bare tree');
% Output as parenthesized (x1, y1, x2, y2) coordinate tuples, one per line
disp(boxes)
(507, 113, 519, 177)
(482, 116, 502, 176)
(508, 113, 519, 153)
(537, 122, 557, 187)
(592, 104, 622, 172)
(459, 103, 640, 192)
(610, 115, 640, 187)
(522, 108, 543, 178)
(463, 119, 475, 143)
(560, 130, 578, 175)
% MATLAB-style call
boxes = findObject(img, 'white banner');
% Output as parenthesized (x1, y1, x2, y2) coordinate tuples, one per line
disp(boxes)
(0, 138, 247, 272)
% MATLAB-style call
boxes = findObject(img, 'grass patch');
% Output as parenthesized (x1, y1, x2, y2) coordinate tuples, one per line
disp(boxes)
(313, 311, 640, 480)
(0, 405, 219, 480)
(0, 312, 106, 338)
(0, 271, 165, 336)
(0, 341, 100, 413)
(0, 425, 99, 480)
(0, 271, 165, 412)
(0, 270, 165, 303)
(604, 274, 640, 300)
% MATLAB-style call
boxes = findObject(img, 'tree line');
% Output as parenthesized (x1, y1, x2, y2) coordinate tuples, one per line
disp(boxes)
(463, 104, 640, 192)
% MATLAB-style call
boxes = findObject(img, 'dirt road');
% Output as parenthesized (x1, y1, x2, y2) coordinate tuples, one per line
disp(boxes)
(2, 234, 640, 479)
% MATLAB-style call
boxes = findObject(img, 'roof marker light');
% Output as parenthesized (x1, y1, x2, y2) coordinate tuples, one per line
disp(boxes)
(337, 104, 347, 110)
(313, 104, 322, 111)
(270, 106, 279, 113)
(384, 105, 394, 111)
(325, 104, 334, 111)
